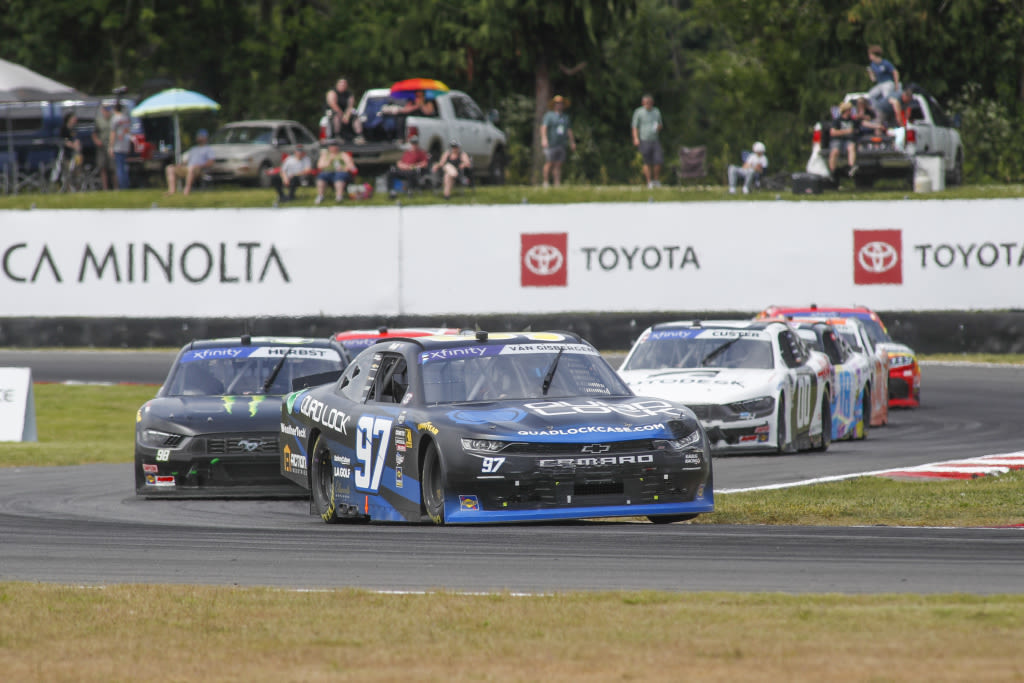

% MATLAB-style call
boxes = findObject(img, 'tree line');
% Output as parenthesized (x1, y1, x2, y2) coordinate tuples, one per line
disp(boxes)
(4, 0, 1022, 184)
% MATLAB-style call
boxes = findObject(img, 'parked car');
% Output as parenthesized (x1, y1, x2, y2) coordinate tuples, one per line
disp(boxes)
(320, 89, 508, 182)
(205, 120, 319, 187)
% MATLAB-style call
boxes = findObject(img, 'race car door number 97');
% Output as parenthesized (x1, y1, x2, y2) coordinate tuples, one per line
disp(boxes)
(355, 416, 393, 493)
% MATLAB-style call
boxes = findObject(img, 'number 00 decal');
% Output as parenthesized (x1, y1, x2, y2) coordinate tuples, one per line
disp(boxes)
(355, 416, 393, 493)
(796, 375, 812, 428)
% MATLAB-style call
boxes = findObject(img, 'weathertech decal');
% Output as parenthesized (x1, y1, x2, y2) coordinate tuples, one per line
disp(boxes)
(521, 233, 567, 287)
(853, 229, 902, 285)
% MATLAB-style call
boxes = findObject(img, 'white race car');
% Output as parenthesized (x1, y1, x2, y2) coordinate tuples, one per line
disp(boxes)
(618, 320, 832, 454)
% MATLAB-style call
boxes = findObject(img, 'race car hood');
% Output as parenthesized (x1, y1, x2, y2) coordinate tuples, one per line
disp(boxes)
(876, 341, 915, 357)
(139, 395, 283, 435)
(618, 368, 782, 405)
(438, 395, 699, 442)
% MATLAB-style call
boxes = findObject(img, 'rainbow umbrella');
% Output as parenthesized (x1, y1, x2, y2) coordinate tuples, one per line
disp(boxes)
(389, 78, 449, 100)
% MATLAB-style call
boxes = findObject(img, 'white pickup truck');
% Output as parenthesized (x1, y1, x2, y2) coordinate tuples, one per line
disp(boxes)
(807, 89, 964, 189)
(320, 88, 508, 183)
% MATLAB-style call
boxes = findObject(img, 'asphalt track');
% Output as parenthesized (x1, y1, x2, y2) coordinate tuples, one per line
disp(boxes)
(0, 352, 1022, 593)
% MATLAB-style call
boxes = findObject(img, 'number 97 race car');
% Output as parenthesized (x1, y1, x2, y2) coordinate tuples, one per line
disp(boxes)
(617, 320, 832, 454)
(279, 331, 714, 525)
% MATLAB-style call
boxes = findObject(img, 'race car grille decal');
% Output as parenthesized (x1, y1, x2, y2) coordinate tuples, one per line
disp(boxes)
(207, 436, 280, 454)
(499, 439, 659, 456)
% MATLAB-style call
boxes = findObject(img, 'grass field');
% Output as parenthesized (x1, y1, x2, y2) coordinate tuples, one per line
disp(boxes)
(1, 182, 1023, 210)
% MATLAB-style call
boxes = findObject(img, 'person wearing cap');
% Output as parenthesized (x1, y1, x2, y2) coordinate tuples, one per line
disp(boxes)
(828, 101, 859, 178)
(164, 128, 216, 196)
(271, 144, 312, 202)
(541, 95, 576, 187)
(91, 103, 114, 190)
(315, 139, 357, 204)
(727, 141, 769, 195)
(386, 135, 429, 198)
(431, 139, 472, 199)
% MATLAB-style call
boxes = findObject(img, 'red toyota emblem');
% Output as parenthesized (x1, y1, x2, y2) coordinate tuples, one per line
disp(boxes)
(853, 229, 902, 285)
(521, 233, 567, 287)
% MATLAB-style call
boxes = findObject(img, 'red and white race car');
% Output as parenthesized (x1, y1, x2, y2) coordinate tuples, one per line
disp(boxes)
(758, 305, 920, 408)
(333, 327, 462, 355)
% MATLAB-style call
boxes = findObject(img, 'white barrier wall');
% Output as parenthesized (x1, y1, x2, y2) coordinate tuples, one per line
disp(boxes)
(2, 200, 1022, 316)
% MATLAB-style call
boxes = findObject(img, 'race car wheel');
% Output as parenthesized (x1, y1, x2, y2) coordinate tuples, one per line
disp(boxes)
(422, 441, 446, 525)
(310, 434, 341, 524)
(814, 394, 831, 452)
(776, 396, 796, 454)
(647, 514, 698, 524)
(858, 389, 871, 440)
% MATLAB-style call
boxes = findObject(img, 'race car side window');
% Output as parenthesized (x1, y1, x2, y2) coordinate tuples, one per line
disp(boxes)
(337, 353, 373, 401)
(821, 330, 846, 365)
(369, 355, 408, 405)
(778, 330, 807, 368)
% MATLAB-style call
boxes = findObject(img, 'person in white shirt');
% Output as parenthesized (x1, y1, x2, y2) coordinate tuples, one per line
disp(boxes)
(727, 141, 769, 194)
(271, 145, 313, 202)
(164, 129, 216, 196)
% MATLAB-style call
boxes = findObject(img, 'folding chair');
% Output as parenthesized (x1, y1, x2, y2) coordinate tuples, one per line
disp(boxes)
(16, 148, 58, 194)
(0, 152, 14, 195)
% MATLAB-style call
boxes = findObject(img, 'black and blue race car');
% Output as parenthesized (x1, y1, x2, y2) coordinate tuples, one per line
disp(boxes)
(135, 336, 350, 497)
(279, 331, 714, 525)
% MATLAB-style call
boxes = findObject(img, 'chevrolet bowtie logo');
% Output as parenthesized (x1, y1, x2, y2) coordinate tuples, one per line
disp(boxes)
(580, 444, 611, 454)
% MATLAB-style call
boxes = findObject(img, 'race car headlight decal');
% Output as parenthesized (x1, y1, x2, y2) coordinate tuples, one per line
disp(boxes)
(888, 354, 915, 369)
(139, 429, 187, 448)
(460, 438, 509, 453)
(653, 430, 702, 452)
(726, 396, 775, 418)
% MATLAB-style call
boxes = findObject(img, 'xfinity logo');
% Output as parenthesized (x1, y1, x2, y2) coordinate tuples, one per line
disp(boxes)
(538, 454, 654, 467)
(580, 444, 611, 454)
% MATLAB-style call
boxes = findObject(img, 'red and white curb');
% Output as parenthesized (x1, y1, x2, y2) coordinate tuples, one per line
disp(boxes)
(875, 453, 1024, 481)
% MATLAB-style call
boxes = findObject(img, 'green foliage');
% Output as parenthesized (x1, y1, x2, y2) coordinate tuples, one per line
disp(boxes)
(2, 0, 1022, 185)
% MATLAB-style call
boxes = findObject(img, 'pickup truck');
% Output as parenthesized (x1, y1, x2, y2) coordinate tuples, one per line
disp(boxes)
(319, 88, 508, 183)
(807, 89, 964, 189)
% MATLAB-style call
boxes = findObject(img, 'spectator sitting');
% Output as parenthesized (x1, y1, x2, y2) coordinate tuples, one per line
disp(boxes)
(315, 139, 357, 204)
(854, 97, 885, 134)
(271, 145, 313, 203)
(400, 91, 436, 117)
(866, 45, 900, 102)
(325, 77, 362, 142)
(386, 135, 430, 198)
(431, 140, 471, 199)
(164, 128, 215, 196)
(828, 102, 858, 178)
(727, 141, 768, 195)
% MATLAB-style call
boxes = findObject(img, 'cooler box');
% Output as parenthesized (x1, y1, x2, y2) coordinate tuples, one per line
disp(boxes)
(791, 172, 825, 195)
(916, 155, 945, 191)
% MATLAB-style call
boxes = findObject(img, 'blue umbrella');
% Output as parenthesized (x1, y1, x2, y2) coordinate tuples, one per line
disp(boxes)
(131, 88, 220, 165)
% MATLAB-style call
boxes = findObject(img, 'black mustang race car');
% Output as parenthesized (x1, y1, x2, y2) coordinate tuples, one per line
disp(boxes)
(279, 331, 714, 525)
(135, 336, 350, 497)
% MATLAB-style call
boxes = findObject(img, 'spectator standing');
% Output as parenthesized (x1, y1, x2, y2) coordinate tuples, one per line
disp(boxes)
(271, 145, 312, 202)
(540, 95, 576, 187)
(631, 94, 664, 188)
(866, 46, 900, 102)
(109, 103, 132, 189)
(386, 135, 430, 198)
(92, 104, 114, 190)
(326, 77, 362, 141)
(164, 129, 215, 196)
(727, 141, 768, 195)
(315, 139, 357, 204)
(828, 101, 858, 178)
(431, 140, 471, 199)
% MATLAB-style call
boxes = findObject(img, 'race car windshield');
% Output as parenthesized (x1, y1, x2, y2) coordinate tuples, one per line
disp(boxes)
(624, 334, 775, 371)
(419, 344, 630, 404)
(165, 346, 343, 396)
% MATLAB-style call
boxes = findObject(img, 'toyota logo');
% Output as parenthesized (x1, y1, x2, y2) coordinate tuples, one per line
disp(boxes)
(580, 444, 611, 454)
(524, 244, 565, 276)
(237, 439, 262, 452)
(858, 241, 899, 273)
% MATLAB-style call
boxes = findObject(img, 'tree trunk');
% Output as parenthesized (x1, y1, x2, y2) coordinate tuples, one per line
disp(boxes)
(532, 59, 552, 185)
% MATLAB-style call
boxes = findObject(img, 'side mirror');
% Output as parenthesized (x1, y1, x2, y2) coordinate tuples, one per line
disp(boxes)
(487, 109, 500, 124)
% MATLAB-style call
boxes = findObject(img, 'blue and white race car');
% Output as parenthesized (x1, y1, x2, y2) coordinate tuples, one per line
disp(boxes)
(279, 331, 713, 525)
(618, 320, 832, 454)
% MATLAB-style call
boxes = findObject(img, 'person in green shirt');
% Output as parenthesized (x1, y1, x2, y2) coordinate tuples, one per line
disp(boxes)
(540, 95, 576, 187)
(631, 93, 664, 188)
